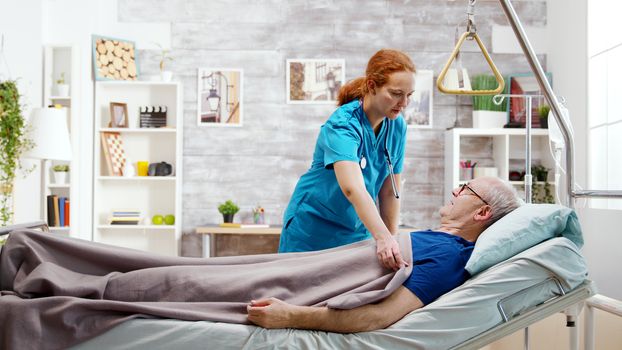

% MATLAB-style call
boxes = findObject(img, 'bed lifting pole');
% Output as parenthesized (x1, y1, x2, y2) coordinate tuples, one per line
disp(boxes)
(497, 1, 577, 349)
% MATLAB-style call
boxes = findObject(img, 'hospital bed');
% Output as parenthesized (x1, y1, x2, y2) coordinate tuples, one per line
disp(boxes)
(68, 236, 592, 350)
(0, 220, 593, 350)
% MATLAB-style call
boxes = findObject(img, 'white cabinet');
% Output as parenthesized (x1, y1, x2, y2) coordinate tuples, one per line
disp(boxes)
(42, 45, 80, 236)
(445, 128, 556, 203)
(93, 81, 183, 256)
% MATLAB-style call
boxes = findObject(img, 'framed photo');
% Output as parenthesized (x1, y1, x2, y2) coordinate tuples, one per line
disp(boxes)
(100, 132, 126, 176)
(507, 72, 553, 128)
(109, 102, 128, 128)
(286, 59, 345, 104)
(92, 35, 138, 81)
(197, 68, 243, 127)
(404, 70, 433, 128)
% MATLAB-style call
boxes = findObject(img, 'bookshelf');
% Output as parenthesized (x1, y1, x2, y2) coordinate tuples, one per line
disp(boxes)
(42, 45, 80, 236)
(93, 81, 183, 256)
(445, 128, 556, 203)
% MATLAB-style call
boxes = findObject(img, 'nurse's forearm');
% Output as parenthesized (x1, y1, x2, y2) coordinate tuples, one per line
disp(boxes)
(347, 189, 393, 240)
(379, 175, 400, 234)
(334, 162, 392, 240)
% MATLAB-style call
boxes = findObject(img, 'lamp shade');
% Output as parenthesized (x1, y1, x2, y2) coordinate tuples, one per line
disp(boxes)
(23, 108, 72, 161)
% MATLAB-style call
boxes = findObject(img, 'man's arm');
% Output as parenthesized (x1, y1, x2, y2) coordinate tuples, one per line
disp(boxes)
(247, 286, 423, 333)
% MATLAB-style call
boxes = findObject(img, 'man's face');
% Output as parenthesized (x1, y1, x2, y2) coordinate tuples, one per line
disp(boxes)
(439, 178, 490, 224)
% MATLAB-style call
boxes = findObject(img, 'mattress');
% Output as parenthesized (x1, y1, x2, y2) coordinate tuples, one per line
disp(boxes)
(73, 237, 588, 350)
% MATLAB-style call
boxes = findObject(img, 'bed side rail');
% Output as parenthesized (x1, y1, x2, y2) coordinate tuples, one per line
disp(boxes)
(497, 277, 566, 323)
(451, 280, 595, 350)
(585, 294, 622, 350)
(0, 221, 50, 236)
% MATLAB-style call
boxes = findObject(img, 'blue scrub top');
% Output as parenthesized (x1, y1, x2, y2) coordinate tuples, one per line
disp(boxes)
(279, 99, 407, 253)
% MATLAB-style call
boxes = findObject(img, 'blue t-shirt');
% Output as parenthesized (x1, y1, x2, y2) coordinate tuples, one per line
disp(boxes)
(403, 230, 475, 305)
(278, 100, 407, 253)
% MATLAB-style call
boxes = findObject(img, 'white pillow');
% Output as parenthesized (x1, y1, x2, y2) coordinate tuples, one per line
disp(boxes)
(465, 204, 583, 275)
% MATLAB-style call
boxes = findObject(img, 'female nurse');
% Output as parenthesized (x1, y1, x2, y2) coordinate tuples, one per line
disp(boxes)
(278, 49, 415, 270)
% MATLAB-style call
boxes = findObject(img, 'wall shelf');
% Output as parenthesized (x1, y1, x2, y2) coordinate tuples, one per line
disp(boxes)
(93, 81, 183, 256)
(445, 128, 556, 203)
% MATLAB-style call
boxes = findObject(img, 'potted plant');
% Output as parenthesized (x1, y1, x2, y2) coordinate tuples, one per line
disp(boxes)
(538, 104, 550, 129)
(218, 200, 240, 223)
(53, 72, 70, 97)
(0, 80, 34, 226)
(157, 44, 174, 82)
(531, 164, 549, 182)
(471, 74, 508, 128)
(52, 164, 70, 184)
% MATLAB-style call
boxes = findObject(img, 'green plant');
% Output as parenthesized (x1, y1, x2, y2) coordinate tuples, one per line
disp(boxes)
(538, 104, 550, 119)
(52, 164, 69, 172)
(56, 72, 65, 85)
(218, 200, 240, 215)
(532, 181, 554, 204)
(531, 164, 549, 182)
(471, 74, 507, 111)
(0, 80, 34, 225)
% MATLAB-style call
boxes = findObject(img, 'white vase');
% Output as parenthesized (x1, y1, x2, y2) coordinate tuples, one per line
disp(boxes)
(472, 111, 507, 129)
(53, 172, 67, 184)
(161, 71, 173, 82)
(53, 84, 70, 97)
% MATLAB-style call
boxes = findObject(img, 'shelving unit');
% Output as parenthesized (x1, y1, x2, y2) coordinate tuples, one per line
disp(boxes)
(445, 128, 556, 202)
(93, 81, 183, 256)
(42, 45, 80, 236)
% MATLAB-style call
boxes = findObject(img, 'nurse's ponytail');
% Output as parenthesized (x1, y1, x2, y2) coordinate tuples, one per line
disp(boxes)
(337, 49, 416, 106)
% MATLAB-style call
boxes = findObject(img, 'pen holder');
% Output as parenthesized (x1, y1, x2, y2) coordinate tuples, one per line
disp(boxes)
(460, 168, 474, 181)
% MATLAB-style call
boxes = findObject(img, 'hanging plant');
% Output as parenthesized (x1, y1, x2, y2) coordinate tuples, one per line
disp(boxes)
(0, 80, 33, 226)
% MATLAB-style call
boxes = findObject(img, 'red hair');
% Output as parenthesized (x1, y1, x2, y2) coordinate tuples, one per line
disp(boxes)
(337, 49, 416, 106)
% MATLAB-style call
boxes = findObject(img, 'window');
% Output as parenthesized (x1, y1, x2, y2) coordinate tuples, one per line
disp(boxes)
(588, 1, 622, 209)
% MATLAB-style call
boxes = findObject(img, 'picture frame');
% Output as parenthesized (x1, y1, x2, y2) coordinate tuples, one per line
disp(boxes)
(197, 68, 243, 127)
(404, 70, 434, 128)
(100, 132, 126, 176)
(109, 102, 128, 128)
(286, 59, 345, 104)
(92, 35, 138, 81)
(507, 72, 553, 128)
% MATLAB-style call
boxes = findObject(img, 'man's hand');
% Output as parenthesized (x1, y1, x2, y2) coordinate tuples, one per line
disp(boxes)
(247, 297, 298, 329)
(376, 234, 407, 271)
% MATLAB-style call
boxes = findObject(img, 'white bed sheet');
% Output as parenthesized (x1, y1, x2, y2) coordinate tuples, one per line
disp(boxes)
(73, 237, 588, 350)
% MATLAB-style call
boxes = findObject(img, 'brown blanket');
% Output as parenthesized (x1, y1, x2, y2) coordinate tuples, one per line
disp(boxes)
(0, 229, 412, 350)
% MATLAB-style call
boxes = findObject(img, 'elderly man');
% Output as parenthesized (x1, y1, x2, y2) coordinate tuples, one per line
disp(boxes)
(247, 176, 522, 332)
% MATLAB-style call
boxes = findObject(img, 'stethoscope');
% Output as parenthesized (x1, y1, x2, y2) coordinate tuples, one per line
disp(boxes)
(359, 115, 400, 199)
(383, 120, 400, 199)
(360, 99, 400, 199)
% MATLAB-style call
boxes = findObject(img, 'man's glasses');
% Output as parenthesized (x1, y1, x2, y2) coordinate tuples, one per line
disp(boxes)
(456, 183, 489, 205)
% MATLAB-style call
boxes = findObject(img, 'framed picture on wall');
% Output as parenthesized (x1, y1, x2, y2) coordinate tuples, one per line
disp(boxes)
(404, 70, 433, 128)
(507, 72, 553, 128)
(197, 68, 243, 127)
(92, 35, 138, 81)
(286, 59, 345, 104)
(109, 102, 128, 128)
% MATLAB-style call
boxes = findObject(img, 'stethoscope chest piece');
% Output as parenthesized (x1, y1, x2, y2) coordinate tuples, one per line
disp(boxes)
(360, 156, 367, 169)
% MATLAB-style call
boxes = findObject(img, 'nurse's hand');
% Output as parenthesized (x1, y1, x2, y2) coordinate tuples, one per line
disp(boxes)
(376, 235, 407, 271)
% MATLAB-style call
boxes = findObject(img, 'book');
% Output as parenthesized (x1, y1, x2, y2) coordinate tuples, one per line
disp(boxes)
(59, 197, 65, 227)
(64, 199, 70, 227)
(219, 223, 270, 228)
(53, 195, 60, 227)
(46, 195, 56, 227)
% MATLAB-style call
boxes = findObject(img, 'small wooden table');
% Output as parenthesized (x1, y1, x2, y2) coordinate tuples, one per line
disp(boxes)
(195, 226, 282, 257)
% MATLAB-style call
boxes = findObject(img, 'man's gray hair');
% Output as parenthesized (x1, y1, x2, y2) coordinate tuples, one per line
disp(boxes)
(484, 179, 523, 228)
